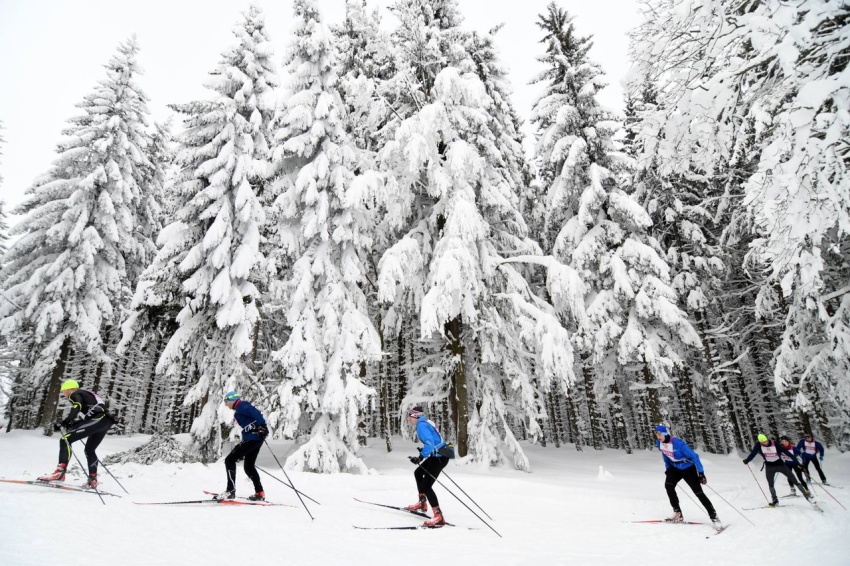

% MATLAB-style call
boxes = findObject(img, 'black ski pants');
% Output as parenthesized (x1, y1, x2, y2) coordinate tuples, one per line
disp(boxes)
(59, 416, 114, 475)
(802, 458, 826, 482)
(664, 465, 717, 519)
(224, 439, 264, 493)
(766, 462, 804, 502)
(785, 464, 806, 488)
(414, 455, 449, 509)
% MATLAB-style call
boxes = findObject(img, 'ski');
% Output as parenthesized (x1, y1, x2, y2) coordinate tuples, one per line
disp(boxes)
(353, 524, 472, 531)
(780, 494, 800, 498)
(134, 499, 220, 506)
(0, 479, 122, 498)
(630, 519, 706, 525)
(353, 497, 430, 518)
(202, 491, 292, 506)
(743, 505, 781, 510)
(707, 524, 729, 537)
(135, 497, 288, 507)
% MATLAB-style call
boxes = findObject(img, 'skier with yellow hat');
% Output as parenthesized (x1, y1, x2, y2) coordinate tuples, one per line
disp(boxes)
(37, 380, 114, 489)
(743, 433, 813, 507)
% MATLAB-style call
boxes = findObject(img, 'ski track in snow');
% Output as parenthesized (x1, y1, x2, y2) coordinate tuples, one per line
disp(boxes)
(1, 431, 847, 566)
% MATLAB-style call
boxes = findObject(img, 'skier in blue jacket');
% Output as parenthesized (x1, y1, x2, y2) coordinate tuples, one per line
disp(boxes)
(404, 407, 450, 527)
(215, 391, 269, 501)
(779, 436, 807, 496)
(796, 432, 828, 484)
(654, 425, 721, 529)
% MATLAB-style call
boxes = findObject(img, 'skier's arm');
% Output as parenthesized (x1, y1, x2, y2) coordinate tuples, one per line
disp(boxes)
(674, 439, 704, 473)
(60, 392, 84, 427)
(743, 443, 760, 464)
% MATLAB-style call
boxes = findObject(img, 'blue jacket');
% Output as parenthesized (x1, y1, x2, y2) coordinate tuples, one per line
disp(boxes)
(795, 438, 825, 461)
(656, 436, 705, 472)
(415, 416, 447, 458)
(232, 399, 266, 442)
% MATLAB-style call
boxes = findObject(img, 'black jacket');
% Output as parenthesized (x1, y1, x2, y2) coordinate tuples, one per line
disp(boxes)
(61, 390, 107, 428)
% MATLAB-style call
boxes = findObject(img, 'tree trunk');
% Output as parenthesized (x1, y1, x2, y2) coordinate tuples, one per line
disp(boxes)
(39, 336, 71, 435)
(445, 315, 468, 457)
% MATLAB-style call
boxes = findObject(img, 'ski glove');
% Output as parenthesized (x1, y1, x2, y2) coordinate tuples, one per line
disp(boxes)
(819, 455, 824, 462)
(699, 472, 707, 485)
(742, 459, 749, 465)
(409, 456, 422, 465)
(255, 425, 269, 438)
(53, 422, 64, 432)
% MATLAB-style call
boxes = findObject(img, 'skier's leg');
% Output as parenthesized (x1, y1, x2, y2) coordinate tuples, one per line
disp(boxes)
(664, 467, 684, 512)
(766, 466, 779, 502)
(242, 440, 264, 493)
(682, 466, 717, 518)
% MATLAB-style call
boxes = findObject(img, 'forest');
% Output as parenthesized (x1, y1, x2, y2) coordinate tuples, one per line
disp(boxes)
(0, 0, 847, 472)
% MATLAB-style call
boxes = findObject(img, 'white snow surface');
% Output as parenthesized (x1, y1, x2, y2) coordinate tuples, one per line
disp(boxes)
(1, 430, 847, 565)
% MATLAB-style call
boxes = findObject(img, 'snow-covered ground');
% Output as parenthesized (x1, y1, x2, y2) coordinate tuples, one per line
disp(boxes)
(1, 430, 847, 565)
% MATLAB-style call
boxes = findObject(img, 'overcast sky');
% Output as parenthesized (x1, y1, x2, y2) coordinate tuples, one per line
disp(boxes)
(0, 0, 640, 218)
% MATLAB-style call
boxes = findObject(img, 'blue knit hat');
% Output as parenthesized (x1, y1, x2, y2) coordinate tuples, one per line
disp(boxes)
(224, 391, 240, 402)
(655, 424, 669, 435)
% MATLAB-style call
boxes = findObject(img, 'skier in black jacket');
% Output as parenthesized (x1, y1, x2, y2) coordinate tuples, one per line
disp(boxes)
(38, 380, 114, 488)
(743, 433, 813, 506)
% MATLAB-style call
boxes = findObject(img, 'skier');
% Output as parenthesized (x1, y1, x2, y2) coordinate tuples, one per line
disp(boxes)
(404, 407, 450, 527)
(215, 391, 269, 501)
(795, 432, 828, 485)
(38, 380, 115, 489)
(743, 434, 814, 506)
(654, 425, 722, 530)
(779, 436, 806, 496)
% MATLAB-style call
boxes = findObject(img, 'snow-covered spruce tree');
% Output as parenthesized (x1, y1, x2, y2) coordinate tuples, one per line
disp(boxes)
(375, 0, 579, 468)
(133, 6, 279, 460)
(629, 0, 850, 446)
(263, 0, 382, 474)
(0, 37, 163, 434)
(531, 3, 700, 450)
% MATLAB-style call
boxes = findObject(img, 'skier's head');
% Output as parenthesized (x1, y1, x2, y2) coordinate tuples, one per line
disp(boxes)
(406, 407, 425, 422)
(803, 432, 814, 440)
(654, 424, 670, 439)
(60, 380, 80, 397)
(757, 433, 769, 444)
(780, 435, 792, 446)
(224, 391, 240, 408)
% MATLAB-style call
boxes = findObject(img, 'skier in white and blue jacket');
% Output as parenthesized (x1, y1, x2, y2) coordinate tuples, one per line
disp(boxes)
(796, 432, 828, 484)
(215, 391, 269, 502)
(404, 407, 451, 527)
(654, 424, 721, 529)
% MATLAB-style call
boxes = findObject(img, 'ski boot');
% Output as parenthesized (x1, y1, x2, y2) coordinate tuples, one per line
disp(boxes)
(768, 499, 779, 507)
(248, 491, 265, 501)
(710, 516, 723, 531)
(214, 490, 235, 501)
(405, 493, 428, 513)
(37, 464, 67, 482)
(789, 486, 797, 496)
(423, 506, 446, 528)
(665, 510, 683, 523)
(82, 474, 98, 490)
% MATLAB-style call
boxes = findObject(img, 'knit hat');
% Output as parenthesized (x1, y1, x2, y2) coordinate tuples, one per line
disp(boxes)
(224, 391, 240, 402)
(655, 424, 669, 435)
(407, 407, 424, 418)
(757, 433, 768, 443)
(60, 380, 80, 392)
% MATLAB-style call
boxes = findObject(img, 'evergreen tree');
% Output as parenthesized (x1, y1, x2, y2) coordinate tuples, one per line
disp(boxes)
(531, 3, 700, 449)
(137, 6, 279, 460)
(0, 37, 163, 433)
(374, 0, 579, 467)
(264, 0, 382, 474)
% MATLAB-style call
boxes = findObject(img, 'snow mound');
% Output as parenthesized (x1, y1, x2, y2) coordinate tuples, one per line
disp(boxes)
(102, 433, 199, 465)
(597, 465, 614, 480)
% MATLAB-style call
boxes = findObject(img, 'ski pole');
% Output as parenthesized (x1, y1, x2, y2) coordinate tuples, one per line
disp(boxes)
(745, 463, 770, 504)
(810, 481, 847, 511)
(81, 439, 129, 494)
(413, 457, 501, 538)
(705, 485, 757, 526)
(676, 484, 706, 517)
(256, 466, 321, 505)
(263, 439, 314, 520)
(68, 445, 105, 505)
(440, 470, 493, 521)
